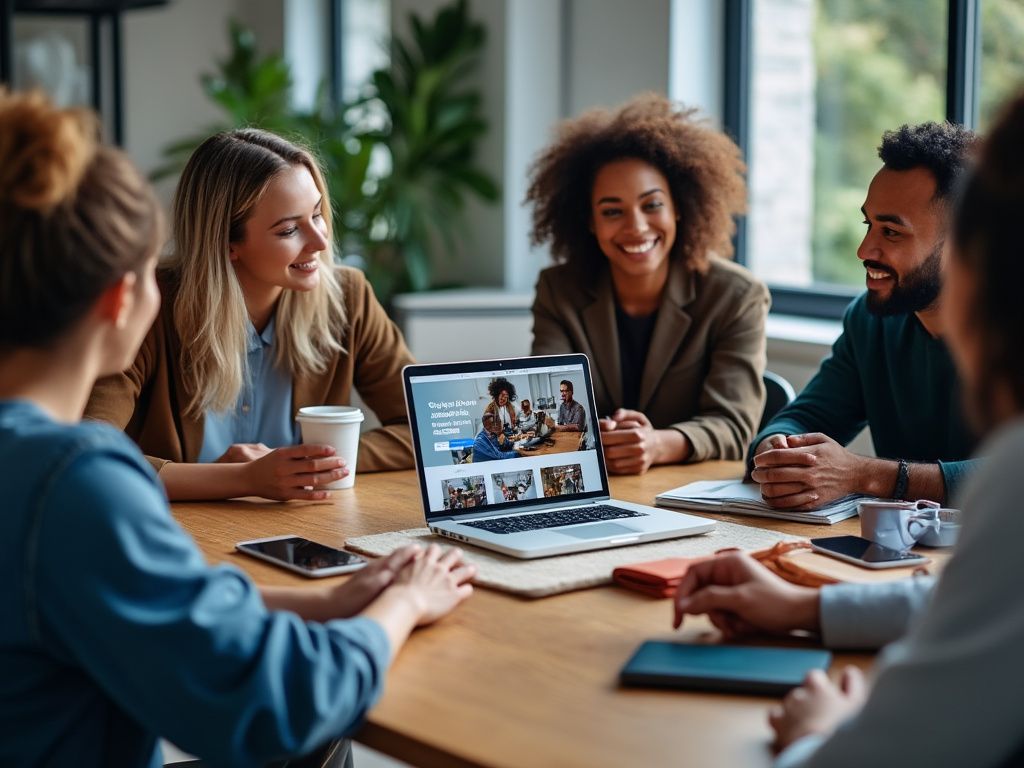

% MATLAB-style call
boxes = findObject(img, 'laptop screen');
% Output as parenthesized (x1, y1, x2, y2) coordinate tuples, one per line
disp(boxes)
(403, 355, 609, 520)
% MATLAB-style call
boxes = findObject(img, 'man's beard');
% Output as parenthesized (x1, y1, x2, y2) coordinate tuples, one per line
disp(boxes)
(865, 242, 943, 316)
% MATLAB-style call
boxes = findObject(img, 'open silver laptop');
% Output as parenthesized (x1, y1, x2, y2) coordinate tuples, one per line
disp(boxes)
(402, 354, 715, 559)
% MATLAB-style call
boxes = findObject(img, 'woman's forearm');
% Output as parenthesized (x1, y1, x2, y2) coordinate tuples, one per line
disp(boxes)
(158, 461, 250, 501)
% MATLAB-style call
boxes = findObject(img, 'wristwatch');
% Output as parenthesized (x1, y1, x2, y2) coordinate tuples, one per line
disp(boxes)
(892, 458, 910, 500)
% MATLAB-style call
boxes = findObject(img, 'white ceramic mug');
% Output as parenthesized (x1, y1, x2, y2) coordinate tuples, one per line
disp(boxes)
(859, 499, 946, 551)
(296, 406, 364, 489)
(914, 507, 964, 547)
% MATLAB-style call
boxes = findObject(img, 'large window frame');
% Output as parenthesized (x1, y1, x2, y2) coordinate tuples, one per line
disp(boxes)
(723, 0, 980, 319)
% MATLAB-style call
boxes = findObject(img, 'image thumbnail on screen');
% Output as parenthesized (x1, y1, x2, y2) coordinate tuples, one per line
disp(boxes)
(490, 470, 538, 503)
(540, 463, 584, 497)
(441, 475, 487, 510)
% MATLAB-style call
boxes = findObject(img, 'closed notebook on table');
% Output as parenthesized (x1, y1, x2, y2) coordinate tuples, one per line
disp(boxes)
(620, 641, 832, 696)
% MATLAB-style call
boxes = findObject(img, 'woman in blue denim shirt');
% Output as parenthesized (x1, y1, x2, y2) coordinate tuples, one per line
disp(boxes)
(0, 91, 474, 768)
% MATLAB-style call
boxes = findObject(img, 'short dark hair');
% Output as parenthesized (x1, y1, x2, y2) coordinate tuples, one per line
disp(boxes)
(482, 412, 498, 426)
(951, 90, 1024, 428)
(487, 376, 517, 402)
(878, 122, 978, 205)
(560, 380, 574, 394)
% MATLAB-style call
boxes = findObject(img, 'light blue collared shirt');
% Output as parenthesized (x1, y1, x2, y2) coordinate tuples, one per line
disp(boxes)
(197, 315, 298, 462)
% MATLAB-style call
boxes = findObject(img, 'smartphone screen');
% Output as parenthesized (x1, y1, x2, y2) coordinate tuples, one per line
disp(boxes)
(239, 537, 364, 572)
(810, 535, 924, 564)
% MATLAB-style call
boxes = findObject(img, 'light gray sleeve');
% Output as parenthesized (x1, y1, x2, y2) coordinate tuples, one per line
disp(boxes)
(819, 576, 935, 650)
(775, 735, 827, 768)
(773, 423, 1024, 768)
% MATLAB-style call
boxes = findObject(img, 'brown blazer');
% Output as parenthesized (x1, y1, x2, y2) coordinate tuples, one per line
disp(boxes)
(530, 257, 769, 461)
(85, 266, 414, 473)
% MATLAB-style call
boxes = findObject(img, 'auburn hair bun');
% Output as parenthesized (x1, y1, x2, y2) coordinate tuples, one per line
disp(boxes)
(0, 89, 98, 212)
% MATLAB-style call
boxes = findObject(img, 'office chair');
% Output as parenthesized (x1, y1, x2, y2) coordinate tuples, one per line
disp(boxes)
(759, 370, 797, 432)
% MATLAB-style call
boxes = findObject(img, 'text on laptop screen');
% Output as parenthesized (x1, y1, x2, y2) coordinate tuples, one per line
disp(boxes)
(407, 362, 603, 516)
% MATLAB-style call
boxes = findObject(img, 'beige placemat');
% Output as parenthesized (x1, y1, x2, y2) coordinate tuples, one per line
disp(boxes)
(347, 523, 800, 598)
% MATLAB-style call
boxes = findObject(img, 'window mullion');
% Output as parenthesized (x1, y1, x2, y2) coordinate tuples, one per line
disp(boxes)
(947, 0, 980, 127)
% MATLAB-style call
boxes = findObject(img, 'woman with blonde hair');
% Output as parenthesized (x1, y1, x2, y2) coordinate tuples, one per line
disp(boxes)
(0, 90, 473, 767)
(86, 128, 415, 500)
(528, 93, 769, 474)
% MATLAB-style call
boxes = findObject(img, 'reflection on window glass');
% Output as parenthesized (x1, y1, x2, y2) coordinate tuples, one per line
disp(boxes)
(748, 0, 946, 291)
(979, 0, 1024, 130)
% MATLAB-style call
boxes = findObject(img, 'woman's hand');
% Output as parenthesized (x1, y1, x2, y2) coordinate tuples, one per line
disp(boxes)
(325, 546, 422, 617)
(769, 667, 868, 753)
(599, 409, 690, 474)
(242, 444, 349, 501)
(673, 552, 821, 638)
(260, 547, 423, 622)
(389, 544, 476, 626)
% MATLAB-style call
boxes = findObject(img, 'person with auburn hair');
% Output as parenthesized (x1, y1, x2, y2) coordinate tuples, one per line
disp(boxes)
(673, 91, 1024, 767)
(0, 90, 474, 767)
(527, 93, 768, 474)
(85, 128, 415, 501)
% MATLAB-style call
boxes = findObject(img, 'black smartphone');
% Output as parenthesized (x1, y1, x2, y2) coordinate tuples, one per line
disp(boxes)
(810, 535, 929, 570)
(236, 535, 367, 578)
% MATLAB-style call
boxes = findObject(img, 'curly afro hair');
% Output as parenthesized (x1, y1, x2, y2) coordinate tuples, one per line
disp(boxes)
(878, 122, 978, 204)
(525, 93, 747, 275)
(487, 376, 517, 402)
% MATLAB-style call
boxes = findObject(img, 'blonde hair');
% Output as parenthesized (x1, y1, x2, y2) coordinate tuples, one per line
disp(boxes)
(0, 89, 163, 350)
(168, 129, 346, 416)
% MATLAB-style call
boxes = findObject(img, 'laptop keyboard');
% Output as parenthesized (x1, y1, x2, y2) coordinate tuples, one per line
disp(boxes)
(460, 505, 647, 535)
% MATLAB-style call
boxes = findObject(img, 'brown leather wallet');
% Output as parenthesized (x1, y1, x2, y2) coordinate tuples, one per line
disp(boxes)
(611, 555, 719, 598)
(612, 542, 846, 598)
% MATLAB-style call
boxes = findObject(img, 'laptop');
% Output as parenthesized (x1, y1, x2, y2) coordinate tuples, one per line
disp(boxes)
(402, 354, 715, 558)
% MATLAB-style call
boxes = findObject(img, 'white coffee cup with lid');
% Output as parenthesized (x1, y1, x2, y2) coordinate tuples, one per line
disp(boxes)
(296, 406, 364, 489)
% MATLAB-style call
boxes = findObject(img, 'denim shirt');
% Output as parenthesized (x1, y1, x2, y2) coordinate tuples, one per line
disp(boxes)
(198, 314, 298, 462)
(0, 401, 389, 767)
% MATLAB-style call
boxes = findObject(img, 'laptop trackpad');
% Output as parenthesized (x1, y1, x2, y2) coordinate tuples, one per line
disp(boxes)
(559, 522, 639, 539)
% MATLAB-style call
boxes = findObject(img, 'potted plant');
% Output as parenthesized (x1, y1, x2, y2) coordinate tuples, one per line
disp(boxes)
(155, 1, 497, 305)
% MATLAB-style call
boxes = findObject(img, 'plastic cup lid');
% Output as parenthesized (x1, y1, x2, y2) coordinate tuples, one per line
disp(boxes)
(296, 405, 365, 423)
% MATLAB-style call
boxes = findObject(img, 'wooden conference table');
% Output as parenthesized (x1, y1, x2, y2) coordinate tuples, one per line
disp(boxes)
(174, 462, 875, 768)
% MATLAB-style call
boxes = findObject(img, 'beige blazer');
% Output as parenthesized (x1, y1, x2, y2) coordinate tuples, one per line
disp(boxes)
(531, 257, 769, 461)
(85, 266, 414, 473)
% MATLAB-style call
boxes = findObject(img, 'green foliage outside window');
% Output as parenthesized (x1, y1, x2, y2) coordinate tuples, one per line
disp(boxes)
(810, 0, 1024, 288)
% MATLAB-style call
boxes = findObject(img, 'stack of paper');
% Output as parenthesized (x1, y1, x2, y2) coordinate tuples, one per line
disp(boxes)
(655, 479, 864, 525)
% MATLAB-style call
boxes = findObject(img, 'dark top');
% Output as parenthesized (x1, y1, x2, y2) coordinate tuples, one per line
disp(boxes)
(750, 293, 980, 497)
(614, 301, 658, 411)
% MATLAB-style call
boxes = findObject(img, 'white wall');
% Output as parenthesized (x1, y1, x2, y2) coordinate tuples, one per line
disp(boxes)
(565, 0, 671, 115)
(669, 0, 725, 124)
(122, 0, 286, 202)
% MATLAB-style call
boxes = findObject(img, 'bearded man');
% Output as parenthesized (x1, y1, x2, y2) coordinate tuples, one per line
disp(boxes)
(749, 123, 980, 508)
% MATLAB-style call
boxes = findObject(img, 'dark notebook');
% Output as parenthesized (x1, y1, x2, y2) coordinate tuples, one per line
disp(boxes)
(620, 641, 832, 696)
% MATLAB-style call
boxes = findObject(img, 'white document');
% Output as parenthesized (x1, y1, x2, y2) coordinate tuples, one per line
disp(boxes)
(656, 478, 865, 525)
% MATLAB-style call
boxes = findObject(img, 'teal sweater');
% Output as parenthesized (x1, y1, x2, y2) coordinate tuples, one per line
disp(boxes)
(751, 294, 980, 498)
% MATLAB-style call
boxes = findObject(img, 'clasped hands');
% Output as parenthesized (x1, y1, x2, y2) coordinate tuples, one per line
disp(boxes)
(752, 432, 866, 510)
(599, 408, 687, 474)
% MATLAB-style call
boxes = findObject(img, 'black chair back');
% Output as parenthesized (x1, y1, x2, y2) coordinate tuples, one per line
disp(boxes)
(759, 371, 797, 432)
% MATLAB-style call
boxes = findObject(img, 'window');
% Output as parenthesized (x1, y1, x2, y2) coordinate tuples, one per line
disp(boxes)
(979, 0, 1024, 129)
(726, 0, 1024, 318)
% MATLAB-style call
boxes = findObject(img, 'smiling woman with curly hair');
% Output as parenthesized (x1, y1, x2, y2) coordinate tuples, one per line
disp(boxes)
(483, 376, 518, 435)
(528, 93, 769, 474)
